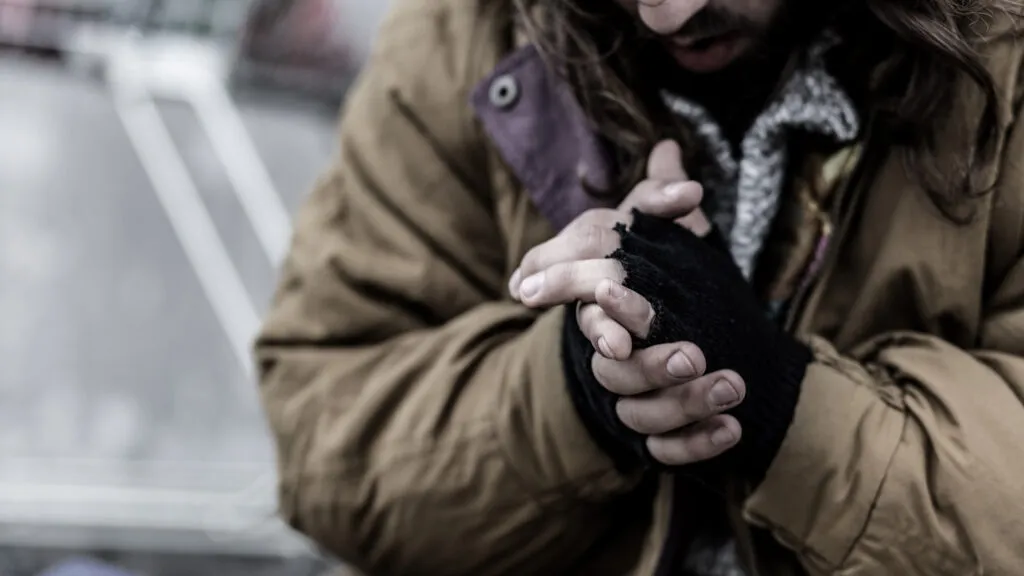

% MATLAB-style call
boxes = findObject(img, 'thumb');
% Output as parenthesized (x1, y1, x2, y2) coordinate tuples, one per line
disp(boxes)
(647, 139, 689, 181)
(647, 140, 713, 237)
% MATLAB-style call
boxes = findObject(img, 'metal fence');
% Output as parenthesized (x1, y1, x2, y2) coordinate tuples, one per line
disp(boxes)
(7, 0, 255, 38)
(0, 0, 355, 566)
(0, 0, 353, 104)
(232, 0, 352, 105)
(0, 0, 252, 50)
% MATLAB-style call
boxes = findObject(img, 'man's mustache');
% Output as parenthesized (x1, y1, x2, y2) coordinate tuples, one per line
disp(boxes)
(641, 7, 760, 40)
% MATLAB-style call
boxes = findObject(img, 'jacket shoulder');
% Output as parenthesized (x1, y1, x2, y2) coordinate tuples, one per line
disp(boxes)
(369, 0, 513, 107)
(341, 0, 513, 195)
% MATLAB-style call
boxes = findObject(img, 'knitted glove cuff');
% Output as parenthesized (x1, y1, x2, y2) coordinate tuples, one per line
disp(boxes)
(562, 304, 651, 473)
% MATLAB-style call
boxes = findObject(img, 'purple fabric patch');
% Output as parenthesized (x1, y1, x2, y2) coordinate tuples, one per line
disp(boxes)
(470, 45, 614, 231)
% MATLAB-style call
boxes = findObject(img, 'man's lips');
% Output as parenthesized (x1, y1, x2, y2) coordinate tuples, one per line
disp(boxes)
(670, 29, 739, 50)
(665, 31, 747, 73)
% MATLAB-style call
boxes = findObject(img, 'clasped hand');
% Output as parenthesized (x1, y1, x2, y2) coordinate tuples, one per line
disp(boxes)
(509, 140, 745, 466)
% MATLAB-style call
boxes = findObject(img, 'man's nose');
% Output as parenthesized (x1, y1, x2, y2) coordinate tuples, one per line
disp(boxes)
(637, 0, 710, 35)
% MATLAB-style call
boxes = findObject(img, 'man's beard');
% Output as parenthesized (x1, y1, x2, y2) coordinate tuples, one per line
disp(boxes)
(642, 0, 833, 143)
(638, 0, 830, 71)
(672, 3, 767, 41)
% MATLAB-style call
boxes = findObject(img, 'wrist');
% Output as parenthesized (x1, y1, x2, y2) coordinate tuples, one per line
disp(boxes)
(560, 304, 651, 473)
(728, 334, 811, 484)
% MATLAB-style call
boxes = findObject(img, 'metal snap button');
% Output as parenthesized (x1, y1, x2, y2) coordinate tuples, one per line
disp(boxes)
(489, 74, 520, 109)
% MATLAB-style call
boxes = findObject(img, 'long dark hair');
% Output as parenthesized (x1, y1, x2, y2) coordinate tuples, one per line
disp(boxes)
(512, 0, 1022, 218)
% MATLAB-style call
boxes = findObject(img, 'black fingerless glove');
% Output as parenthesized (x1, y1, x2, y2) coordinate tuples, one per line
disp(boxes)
(563, 301, 648, 472)
(562, 212, 811, 484)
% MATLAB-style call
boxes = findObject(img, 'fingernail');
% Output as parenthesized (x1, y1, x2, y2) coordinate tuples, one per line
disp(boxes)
(664, 182, 689, 198)
(710, 425, 737, 447)
(597, 337, 614, 358)
(508, 269, 522, 296)
(709, 380, 739, 408)
(607, 282, 626, 299)
(519, 274, 543, 299)
(666, 351, 695, 378)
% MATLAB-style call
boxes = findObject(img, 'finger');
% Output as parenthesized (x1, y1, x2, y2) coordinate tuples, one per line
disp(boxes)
(578, 303, 632, 360)
(677, 208, 713, 238)
(647, 415, 742, 466)
(518, 259, 625, 308)
(595, 280, 655, 338)
(647, 139, 689, 181)
(637, 342, 708, 389)
(510, 210, 625, 299)
(510, 226, 622, 299)
(592, 342, 706, 396)
(565, 207, 627, 235)
(614, 370, 746, 435)
(619, 178, 703, 218)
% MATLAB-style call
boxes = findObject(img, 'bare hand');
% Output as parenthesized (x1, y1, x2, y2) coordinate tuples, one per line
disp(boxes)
(510, 139, 711, 358)
(509, 140, 740, 467)
(509, 140, 708, 310)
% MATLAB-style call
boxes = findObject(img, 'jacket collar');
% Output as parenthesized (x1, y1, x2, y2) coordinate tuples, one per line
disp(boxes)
(469, 45, 613, 231)
(468, 21, 1024, 234)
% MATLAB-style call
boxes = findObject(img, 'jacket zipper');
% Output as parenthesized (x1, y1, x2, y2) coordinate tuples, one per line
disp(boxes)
(736, 117, 885, 576)
(782, 118, 881, 335)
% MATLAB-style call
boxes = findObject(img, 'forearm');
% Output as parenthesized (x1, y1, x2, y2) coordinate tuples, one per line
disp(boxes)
(746, 335, 1024, 575)
(258, 305, 639, 575)
(601, 213, 1024, 573)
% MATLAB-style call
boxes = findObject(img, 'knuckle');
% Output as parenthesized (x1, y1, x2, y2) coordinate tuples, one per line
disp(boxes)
(577, 302, 598, 327)
(580, 308, 605, 344)
(577, 208, 616, 229)
(519, 247, 540, 274)
(648, 436, 692, 466)
(591, 354, 612, 389)
(600, 287, 631, 321)
(547, 262, 574, 289)
(637, 301, 656, 338)
(572, 211, 595, 229)
(639, 348, 671, 386)
(651, 434, 716, 466)
(611, 261, 626, 283)
(596, 355, 646, 395)
(690, 181, 705, 199)
(631, 179, 660, 199)
(598, 207, 624, 221)
(639, 356, 661, 388)
(561, 262, 580, 285)
(616, 400, 644, 433)
(575, 302, 589, 330)
(678, 384, 714, 421)
(684, 440, 719, 464)
(579, 225, 610, 258)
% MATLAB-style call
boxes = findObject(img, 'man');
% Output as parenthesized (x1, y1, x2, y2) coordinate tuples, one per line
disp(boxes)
(255, 0, 1024, 574)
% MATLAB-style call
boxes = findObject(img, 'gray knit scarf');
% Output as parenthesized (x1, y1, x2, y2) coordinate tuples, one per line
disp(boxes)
(662, 35, 860, 281)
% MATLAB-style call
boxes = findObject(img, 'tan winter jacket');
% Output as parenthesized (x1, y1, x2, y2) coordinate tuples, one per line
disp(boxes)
(256, 0, 1024, 574)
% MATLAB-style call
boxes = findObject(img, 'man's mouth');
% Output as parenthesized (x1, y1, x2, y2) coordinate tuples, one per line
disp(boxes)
(672, 29, 740, 50)
(666, 30, 748, 73)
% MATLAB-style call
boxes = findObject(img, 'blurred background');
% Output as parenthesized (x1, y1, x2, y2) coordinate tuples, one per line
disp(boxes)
(0, 1, 389, 574)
